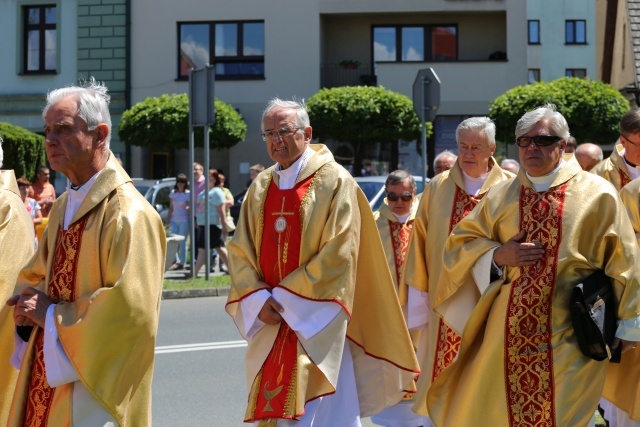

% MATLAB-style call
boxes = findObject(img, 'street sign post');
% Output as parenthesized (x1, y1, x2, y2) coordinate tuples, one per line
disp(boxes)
(412, 68, 441, 186)
(188, 65, 216, 279)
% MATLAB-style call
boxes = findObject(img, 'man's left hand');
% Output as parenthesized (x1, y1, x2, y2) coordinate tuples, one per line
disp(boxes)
(7, 287, 53, 328)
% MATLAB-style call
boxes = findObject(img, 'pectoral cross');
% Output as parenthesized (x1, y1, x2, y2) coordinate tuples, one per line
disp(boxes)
(272, 197, 294, 281)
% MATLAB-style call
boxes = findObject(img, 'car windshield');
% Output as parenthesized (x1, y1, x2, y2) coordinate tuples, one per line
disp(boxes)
(136, 186, 151, 197)
(358, 182, 384, 202)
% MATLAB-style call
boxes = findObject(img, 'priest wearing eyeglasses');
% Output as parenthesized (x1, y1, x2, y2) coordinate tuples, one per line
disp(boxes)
(226, 98, 420, 426)
(403, 117, 513, 423)
(592, 108, 640, 189)
(426, 104, 640, 427)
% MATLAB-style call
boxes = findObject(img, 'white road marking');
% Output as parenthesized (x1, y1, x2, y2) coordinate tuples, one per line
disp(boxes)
(155, 340, 247, 354)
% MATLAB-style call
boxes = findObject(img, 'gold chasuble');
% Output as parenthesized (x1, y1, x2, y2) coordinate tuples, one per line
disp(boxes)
(602, 178, 640, 421)
(8, 154, 165, 427)
(427, 158, 640, 427)
(227, 144, 420, 424)
(0, 170, 35, 426)
(592, 143, 632, 190)
(403, 160, 513, 416)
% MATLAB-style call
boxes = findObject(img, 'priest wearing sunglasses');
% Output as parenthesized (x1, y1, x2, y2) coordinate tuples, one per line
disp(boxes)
(592, 108, 640, 190)
(371, 170, 429, 427)
(403, 116, 513, 424)
(427, 104, 640, 427)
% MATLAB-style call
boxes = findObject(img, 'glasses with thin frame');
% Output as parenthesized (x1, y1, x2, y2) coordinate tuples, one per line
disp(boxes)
(621, 134, 640, 147)
(386, 191, 413, 202)
(516, 135, 563, 148)
(261, 126, 303, 142)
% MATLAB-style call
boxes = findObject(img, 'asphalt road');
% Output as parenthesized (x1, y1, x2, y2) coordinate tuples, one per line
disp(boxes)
(153, 297, 376, 426)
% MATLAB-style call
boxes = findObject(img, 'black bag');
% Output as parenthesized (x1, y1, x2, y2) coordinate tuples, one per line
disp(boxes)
(569, 270, 620, 362)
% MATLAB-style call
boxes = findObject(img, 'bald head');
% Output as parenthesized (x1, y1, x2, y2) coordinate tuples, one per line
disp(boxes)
(575, 143, 603, 172)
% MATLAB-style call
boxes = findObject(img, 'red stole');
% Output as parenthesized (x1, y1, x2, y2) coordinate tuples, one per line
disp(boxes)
(388, 220, 414, 286)
(620, 168, 631, 189)
(24, 217, 88, 426)
(249, 175, 314, 423)
(504, 184, 566, 427)
(432, 187, 482, 382)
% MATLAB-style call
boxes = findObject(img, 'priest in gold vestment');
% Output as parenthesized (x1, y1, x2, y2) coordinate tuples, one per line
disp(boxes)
(370, 170, 428, 427)
(403, 117, 513, 420)
(0, 140, 36, 427)
(227, 99, 419, 426)
(428, 105, 640, 427)
(592, 108, 640, 189)
(601, 178, 640, 427)
(6, 80, 165, 426)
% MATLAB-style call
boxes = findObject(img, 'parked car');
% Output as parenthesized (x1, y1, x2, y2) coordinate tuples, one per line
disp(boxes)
(144, 178, 176, 222)
(355, 175, 429, 211)
(132, 178, 158, 198)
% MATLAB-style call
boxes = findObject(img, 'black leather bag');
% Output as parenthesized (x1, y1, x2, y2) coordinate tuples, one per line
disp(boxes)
(569, 270, 620, 362)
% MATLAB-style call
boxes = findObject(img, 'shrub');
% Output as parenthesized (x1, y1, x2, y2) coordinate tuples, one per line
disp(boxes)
(0, 122, 47, 181)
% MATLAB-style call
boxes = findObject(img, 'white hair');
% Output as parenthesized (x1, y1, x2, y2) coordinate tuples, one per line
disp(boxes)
(501, 158, 520, 171)
(515, 103, 570, 141)
(433, 150, 457, 170)
(455, 117, 496, 148)
(261, 97, 310, 132)
(0, 136, 3, 168)
(43, 77, 112, 149)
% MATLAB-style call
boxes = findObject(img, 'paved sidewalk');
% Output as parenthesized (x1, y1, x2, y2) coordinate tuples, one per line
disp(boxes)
(162, 261, 230, 299)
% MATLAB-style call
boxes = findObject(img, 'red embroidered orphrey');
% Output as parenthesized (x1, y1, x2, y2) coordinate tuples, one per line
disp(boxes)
(24, 217, 89, 426)
(504, 184, 566, 427)
(249, 175, 314, 423)
(388, 220, 414, 286)
(620, 168, 631, 189)
(431, 187, 482, 382)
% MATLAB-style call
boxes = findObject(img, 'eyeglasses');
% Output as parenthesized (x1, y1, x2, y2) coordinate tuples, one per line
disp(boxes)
(261, 126, 302, 142)
(386, 191, 413, 202)
(621, 134, 640, 147)
(516, 135, 563, 148)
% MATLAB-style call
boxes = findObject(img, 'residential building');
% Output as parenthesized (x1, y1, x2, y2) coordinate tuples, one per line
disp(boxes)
(0, 0, 130, 192)
(131, 0, 528, 187)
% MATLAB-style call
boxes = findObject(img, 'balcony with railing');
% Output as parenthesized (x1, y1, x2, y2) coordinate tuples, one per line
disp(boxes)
(320, 63, 377, 88)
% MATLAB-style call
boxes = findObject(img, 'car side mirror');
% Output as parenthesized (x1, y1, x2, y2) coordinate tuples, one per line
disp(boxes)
(155, 204, 163, 212)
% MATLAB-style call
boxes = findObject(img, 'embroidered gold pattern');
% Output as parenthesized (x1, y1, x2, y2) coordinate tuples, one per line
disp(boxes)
(504, 184, 566, 427)
(25, 217, 89, 426)
(432, 187, 482, 382)
(388, 220, 414, 286)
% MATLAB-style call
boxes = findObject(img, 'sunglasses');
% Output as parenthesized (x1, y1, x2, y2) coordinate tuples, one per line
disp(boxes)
(516, 135, 563, 148)
(386, 191, 413, 202)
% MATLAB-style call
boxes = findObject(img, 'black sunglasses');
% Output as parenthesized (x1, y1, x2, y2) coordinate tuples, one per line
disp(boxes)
(386, 191, 413, 202)
(516, 135, 563, 148)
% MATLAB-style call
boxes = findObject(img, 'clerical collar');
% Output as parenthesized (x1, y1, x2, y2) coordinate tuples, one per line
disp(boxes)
(462, 169, 490, 196)
(526, 159, 565, 192)
(274, 147, 313, 190)
(64, 169, 103, 230)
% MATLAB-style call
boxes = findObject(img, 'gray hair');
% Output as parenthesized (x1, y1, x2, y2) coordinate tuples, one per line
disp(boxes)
(433, 150, 457, 170)
(0, 136, 3, 168)
(515, 103, 570, 141)
(261, 98, 310, 132)
(385, 169, 416, 190)
(455, 117, 496, 148)
(42, 77, 112, 149)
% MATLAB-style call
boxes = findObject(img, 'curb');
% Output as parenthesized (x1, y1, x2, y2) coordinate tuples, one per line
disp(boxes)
(162, 287, 230, 299)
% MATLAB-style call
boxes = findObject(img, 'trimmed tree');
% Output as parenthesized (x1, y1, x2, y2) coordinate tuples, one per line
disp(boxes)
(118, 94, 247, 150)
(0, 122, 47, 181)
(490, 77, 630, 144)
(307, 86, 431, 176)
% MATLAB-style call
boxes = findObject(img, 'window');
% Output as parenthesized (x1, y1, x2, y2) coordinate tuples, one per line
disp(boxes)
(373, 25, 457, 63)
(23, 5, 57, 74)
(565, 20, 586, 44)
(528, 20, 540, 44)
(178, 21, 264, 79)
(566, 68, 587, 78)
(528, 69, 540, 84)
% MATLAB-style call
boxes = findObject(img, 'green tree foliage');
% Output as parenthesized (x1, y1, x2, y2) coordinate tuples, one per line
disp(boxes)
(307, 86, 431, 175)
(490, 77, 630, 144)
(118, 94, 247, 150)
(0, 122, 47, 181)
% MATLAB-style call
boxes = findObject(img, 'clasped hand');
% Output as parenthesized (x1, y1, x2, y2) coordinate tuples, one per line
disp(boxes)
(493, 230, 545, 268)
(6, 287, 53, 328)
